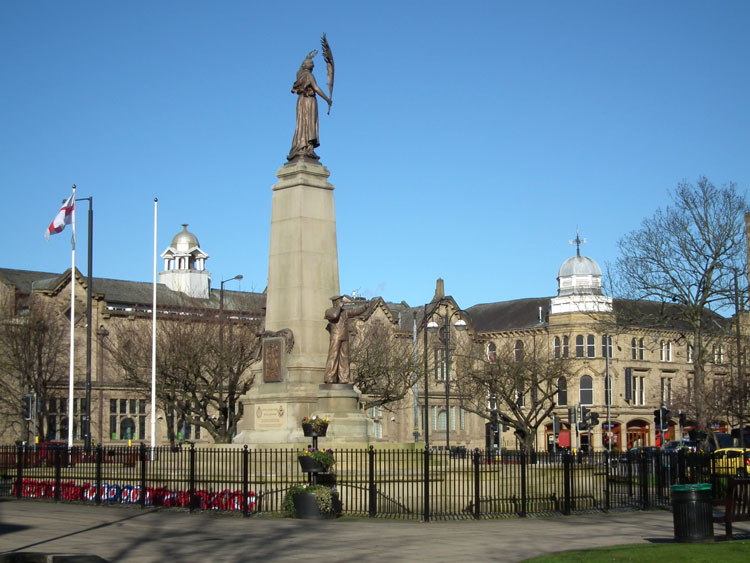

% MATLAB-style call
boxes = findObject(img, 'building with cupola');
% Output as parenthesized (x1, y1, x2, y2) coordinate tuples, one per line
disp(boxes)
(0, 225, 740, 451)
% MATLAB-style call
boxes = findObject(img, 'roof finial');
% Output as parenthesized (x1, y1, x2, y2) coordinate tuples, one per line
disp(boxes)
(568, 227, 587, 257)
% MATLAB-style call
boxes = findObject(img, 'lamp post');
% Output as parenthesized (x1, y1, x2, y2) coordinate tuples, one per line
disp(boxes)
(427, 304, 467, 451)
(219, 274, 243, 434)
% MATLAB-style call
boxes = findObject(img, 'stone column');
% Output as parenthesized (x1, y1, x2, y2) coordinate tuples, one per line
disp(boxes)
(235, 160, 366, 445)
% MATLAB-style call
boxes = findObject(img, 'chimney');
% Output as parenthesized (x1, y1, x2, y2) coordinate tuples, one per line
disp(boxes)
(433, 278, 445, 301)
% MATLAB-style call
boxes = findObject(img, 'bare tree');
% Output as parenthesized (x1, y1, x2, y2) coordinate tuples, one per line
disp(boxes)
(454, 337, 571, 453)
(613, 177, 748, 441)
(349, 320, 417, 411)
(0, 296, 68, 441)
(107, 313, 261, 443)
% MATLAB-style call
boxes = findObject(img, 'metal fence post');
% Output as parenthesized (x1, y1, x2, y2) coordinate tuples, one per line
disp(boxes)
(95, 445, 103, 505)
(189, 443, 197, 512)
(368, 446, 376, 517)
(54, 447, 62, 501)
(242, 446, 249, 517)
(640, 451, 649, 510)
(423, 446, 430, 522)
(139, 442, 147, 508)
(562, 451, 571, 515)
(519, 450, 527, 517)
(15, 443, 23, 499)
(473, 449, 481, 519)
(604, 450, 610, 511)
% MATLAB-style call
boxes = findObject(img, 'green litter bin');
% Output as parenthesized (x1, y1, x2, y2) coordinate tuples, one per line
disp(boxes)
(671, 483, 714, 543)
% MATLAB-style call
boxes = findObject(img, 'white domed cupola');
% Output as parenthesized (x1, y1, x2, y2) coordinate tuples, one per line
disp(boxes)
(549, 231, 612, 315)
(159, 224, 211, 299)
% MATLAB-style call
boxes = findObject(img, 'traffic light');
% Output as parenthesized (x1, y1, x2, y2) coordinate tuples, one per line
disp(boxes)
(22, 394, 33, 420)
(579, 406, 590, 430)
(589, 412, 600, 426)
(653, 406, 671, 424)
(553, 415, 561, 435)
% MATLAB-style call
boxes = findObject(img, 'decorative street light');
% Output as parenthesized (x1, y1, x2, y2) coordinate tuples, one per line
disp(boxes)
(427, 304, 467, 451)
(219, 275, 243, 433)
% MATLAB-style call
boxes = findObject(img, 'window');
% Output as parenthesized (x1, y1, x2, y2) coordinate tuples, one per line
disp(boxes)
(579, 375, 593, 405)
(553, 337, 561, 359)
(638, 339, 645, 360)
(660, 340, 673, 362)
(631, 338, 637, 360)
(660, 377, 673, 404)
(687, 344, 693, 363)
(557, 377, 567, 406)
(562, 336, 569, 358)
(576, 335, 585, 358)
(601, 335, 612, 358)
(632, 375, 646, 406)
(373, 420, 383, 439)
(43, 397, 85, 441)
(515, 386, 526, 408)
(450, 406, 456, 431)
(435, 348, 446, 381)
(110, 396, 148, 441)
(486, 342, 496, 362)
(460, 407, 466, 430)
(587, 335, 595, 358)
(514, 340, 525, 362)
(713, 345, 725, 364)
(437, 410, 447, 431)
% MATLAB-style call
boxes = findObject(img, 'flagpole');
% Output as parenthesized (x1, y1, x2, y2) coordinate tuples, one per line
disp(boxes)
(68, 185, 77, 449)
(151, 198, 158, 452)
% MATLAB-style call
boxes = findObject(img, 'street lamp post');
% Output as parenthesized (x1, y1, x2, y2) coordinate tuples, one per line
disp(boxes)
(427, 303, 467, 452)
(219, 275, 243, 434)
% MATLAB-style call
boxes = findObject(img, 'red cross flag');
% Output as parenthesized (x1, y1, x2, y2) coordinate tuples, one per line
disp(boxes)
(45, 193, 75, 241)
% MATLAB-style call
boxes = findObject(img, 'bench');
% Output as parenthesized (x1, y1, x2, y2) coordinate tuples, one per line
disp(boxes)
(712, 477, 750, 539)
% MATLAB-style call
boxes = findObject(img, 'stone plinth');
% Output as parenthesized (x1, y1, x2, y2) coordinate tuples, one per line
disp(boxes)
(234, 160, 371, 446)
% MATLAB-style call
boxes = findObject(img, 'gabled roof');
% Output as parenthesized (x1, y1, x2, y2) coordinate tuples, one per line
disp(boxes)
(0, 267, 265, 315)
(465, 297, 551, 333)
(0, 267, 59, 295)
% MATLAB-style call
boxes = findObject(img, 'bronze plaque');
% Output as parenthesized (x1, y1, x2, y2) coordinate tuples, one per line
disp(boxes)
(263, 337, 283, 383)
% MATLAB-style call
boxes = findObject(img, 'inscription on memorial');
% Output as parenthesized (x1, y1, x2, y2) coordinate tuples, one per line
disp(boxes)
(255, 403, 286, 431)
(263, 337, 283, 383)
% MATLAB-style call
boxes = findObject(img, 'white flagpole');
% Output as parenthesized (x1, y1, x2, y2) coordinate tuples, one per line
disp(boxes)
(151, 198, 158, 451)
(68, 185, 77, 448)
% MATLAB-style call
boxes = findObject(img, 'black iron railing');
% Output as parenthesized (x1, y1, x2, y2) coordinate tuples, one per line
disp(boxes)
(0, 444, 744, 521)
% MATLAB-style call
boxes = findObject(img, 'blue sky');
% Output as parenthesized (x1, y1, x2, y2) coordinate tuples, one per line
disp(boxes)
(2, 1, 749, 308)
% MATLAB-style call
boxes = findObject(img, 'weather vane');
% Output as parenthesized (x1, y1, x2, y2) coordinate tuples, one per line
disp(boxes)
(569, 228, 587, 257)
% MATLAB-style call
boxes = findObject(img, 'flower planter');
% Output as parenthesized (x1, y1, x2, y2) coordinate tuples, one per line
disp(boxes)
(302, 423, 328, 437)
(298, 455, 325, 473)
(292, 492, 341, 519)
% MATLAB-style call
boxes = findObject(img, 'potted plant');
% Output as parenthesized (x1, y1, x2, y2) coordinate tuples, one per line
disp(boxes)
(301, 416, 329, 437)
(298, 448, 335, 473)
(283, 484, 342, 519)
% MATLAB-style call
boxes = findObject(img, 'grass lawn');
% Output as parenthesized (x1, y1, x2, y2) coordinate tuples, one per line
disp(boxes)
(523, 540, 750, 562)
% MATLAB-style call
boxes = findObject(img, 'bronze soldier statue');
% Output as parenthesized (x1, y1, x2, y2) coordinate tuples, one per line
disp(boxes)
(324, 296, 367, 384)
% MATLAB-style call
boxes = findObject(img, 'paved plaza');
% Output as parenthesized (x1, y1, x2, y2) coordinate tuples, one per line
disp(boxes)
(1, 499, 749, 562)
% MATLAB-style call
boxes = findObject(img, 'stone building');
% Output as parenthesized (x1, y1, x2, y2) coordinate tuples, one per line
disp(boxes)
(0, 227, 742, 450)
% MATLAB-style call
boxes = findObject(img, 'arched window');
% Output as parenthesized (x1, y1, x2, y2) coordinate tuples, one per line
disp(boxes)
(553, 337, 561, 359)
(631, 338, 637, 360)
(576, 335, 585, 358)
(601, 335, 612, 358)
(121, 418, 136, 440)
(514, 340, 525, 362)
(487, 342, 496, 362)
(586, 334, 595, 358)
(579, 375, 593, 405)
(557, 377, 567, 406)
(562, 336, 569, 358)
